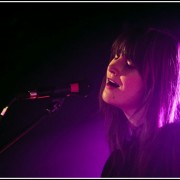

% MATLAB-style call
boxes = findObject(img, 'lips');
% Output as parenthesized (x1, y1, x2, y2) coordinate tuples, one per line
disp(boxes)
(107, 78, 120, 88)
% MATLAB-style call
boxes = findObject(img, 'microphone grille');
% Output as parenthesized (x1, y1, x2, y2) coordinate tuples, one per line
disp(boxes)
(71, 79, 91, 97)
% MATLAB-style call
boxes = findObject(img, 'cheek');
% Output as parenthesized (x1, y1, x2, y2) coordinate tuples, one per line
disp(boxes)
(125, 78, 143, 91)
(121, 74, 145, 98)
(102, 70, 145, 109)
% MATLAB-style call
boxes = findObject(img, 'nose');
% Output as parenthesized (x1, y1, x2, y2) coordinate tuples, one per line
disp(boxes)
(108, 58, 124, 77)
(108, 54, 126, 77)
(108, 64, 119, 77)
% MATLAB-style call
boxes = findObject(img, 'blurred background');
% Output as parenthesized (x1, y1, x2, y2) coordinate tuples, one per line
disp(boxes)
(0, 2, 180, 178)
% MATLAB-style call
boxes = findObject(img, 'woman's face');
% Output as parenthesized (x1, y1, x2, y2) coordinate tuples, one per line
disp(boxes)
(102, 53, 145, 115)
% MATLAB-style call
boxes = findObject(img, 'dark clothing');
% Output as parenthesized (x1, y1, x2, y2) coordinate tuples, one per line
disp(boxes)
(101, 122, 180, 177)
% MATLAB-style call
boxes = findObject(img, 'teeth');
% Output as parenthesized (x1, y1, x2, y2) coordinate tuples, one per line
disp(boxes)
(107, 79, 119, 87)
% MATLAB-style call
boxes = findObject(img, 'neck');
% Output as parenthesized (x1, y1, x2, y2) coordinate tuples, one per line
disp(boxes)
(123, 106, 147, 127)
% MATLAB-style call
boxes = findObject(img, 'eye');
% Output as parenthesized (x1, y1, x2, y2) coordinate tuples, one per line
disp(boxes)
(127, 59, 133, 66)
(114, 54, 119, 60)
(114, 51, 126, 60)
(126, 59, 135, 69)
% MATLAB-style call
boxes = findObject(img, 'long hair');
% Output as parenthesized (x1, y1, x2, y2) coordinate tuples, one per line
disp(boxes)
(99, 25, 180, 174)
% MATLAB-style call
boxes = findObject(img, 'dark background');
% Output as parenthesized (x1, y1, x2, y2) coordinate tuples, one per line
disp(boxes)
(0, 2, 180, 178)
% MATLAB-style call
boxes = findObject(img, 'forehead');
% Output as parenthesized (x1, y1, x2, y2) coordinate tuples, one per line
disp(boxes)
(112, 39, 135, 60)
(114, 42, 127, 54)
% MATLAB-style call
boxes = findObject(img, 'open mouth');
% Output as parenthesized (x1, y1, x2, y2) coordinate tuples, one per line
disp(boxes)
(107, 78, 120, 88)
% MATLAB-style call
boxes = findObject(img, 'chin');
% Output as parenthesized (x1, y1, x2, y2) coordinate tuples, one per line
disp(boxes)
(102, 91, 111, 103)
(102, 93, 115, 106)
(102, 93, 124, 110)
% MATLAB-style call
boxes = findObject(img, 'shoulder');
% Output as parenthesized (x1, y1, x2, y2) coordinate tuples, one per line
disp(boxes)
(157, 122, 180, 141)
(101, 149, 123, 177)
(153, 122, 180, 152)
(148, 122, 180, 177)
(160, 121, 180, 131)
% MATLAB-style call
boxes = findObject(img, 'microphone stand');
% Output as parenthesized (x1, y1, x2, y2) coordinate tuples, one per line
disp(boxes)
(0, 98, 65, 154)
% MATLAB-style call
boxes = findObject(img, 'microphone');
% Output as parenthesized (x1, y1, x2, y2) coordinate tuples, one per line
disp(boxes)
(16, 80, 91, 100)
